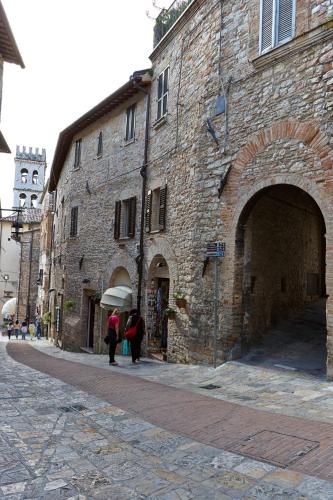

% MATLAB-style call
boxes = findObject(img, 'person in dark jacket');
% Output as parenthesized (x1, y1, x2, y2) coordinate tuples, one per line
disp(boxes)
(126, 309, 145, 364)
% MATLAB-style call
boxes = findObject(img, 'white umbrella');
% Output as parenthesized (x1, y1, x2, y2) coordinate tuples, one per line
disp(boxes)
(100, 286, 132, 311)
(2, 297, 17, 318)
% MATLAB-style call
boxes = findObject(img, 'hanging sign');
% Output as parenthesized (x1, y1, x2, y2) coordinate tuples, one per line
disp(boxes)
(206, 242, 225, 257)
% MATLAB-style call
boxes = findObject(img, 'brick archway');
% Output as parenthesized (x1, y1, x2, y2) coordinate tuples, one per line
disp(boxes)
(232, 121, 332, 177)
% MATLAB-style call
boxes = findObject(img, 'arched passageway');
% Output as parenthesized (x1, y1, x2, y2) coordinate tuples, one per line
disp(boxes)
(235, 184, 327, 374)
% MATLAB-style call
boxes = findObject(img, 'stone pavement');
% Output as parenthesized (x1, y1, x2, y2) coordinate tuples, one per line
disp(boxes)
(0, 341, 333, 499)
(30, 338, 333, 424)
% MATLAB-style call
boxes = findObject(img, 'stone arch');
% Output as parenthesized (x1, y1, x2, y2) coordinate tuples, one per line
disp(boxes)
(145, 238, 178, 289)
(233, 121, 333, 176)
(225, 182, 329, 373)
(104, 255, 137, 292)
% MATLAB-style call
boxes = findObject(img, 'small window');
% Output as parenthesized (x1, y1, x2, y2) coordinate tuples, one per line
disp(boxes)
(260, 0, 295, 53)
(31, 194, 38, 208)
(145, 185, 167, 233)
(125, 104, 136, 141)
(19, 193, 26, 207)
(21, 169, 28, 183)
(74, 139, 82, 169)
(70, 206, 78, 236)
(32, 170, 38, 184)
(157, 67, 169, 120)
(97, 131, 103, 157)
(114, 197, 136, 239)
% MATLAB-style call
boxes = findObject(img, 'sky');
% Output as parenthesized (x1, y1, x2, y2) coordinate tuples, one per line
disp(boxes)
(0, 0, 171, 210)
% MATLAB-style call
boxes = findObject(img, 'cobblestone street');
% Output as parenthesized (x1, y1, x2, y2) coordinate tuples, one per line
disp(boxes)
(0, 338, 333, 498)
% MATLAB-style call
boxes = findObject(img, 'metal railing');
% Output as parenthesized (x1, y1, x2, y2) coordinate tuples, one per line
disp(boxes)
(153, 0, 192, 47)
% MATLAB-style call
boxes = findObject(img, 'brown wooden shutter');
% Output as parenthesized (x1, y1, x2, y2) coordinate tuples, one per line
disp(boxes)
(159, 185, 167, 231)
(114, 201, 121, 240)
(145, 190, 152, 233)
(128, 197, 136, 238)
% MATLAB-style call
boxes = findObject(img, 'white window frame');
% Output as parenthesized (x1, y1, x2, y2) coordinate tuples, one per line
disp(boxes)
(259, 0, 296, 54)
(157, 66, 169, 121)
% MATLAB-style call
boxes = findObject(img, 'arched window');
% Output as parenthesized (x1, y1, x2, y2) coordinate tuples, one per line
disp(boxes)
(19, 193, 26, 207)
(21, 169, 28, 183)
(32, 170, 38, 185)
(31, 194, 38, 208)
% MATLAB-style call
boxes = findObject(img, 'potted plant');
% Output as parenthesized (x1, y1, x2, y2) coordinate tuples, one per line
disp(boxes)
(173, 290, 187, 308)
(42, 311, 51, 324)
(163, 307, 176, 320)
(64, 299, 75, 311)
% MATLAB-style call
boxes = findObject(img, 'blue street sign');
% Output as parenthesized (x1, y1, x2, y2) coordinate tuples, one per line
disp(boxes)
(206, 242, 225, 257)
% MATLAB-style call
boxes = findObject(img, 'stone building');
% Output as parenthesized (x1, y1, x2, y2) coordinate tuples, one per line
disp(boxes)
(2, 209, 42, 321)
(13, 146, 46, 209)
(146, 0, 333, 375)
(48, 0, 333, 376)
(48, 70, 151, 351)
(0, 210, 20, 317)
(36, 181, 54, 329)
(0, 1, 24, 155)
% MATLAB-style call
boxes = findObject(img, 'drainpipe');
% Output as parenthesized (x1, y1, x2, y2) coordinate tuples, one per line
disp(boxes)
(131, 76, 151, 315)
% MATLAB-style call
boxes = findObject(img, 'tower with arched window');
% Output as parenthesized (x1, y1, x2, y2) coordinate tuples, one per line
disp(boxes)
(13, 146, 46, 209)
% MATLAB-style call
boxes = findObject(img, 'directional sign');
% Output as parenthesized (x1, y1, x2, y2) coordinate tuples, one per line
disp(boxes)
(206, 242, 225, 257)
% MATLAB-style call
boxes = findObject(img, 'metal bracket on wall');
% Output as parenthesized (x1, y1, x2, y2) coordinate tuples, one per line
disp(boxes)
(206, 118, 219, 145)
(218, 164, 231, 198)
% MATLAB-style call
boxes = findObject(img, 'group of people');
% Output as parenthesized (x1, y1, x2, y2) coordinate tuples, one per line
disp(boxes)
(6, 318, 42, 340)
(105, 308, 145, 366)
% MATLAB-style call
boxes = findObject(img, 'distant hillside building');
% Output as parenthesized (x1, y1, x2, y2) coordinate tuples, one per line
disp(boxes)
(13, 146, 46, 209)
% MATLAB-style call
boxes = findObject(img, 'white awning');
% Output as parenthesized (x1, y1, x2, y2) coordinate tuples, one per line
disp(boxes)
(100, 286, 132, 311)
(1, 297, 16, 317)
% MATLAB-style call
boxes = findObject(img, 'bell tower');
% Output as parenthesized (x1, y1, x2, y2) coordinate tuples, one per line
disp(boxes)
(13, 146, 46, 209)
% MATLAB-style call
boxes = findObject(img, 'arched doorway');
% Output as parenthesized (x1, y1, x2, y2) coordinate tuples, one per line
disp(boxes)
(147, 255, 170, 361)
(234, 184, 327, 374)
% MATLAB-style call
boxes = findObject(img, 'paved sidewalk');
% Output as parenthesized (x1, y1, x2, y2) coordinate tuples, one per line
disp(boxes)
(29, 338, 333, 424)
(6, 341, 333, 487)
(2, 341, 333, 498)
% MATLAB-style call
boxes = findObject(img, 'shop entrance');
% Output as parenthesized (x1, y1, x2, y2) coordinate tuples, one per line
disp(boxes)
(87, 297, 95, 349)
(147, 255, 170, 361)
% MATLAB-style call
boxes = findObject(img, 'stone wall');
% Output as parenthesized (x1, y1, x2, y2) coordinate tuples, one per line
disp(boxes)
(51, 89, 149, 352)
(148, 0, 333, 369)
(17, 227, 41, 322)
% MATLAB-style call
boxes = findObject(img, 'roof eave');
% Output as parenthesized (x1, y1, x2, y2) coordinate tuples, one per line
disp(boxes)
(0, 1, 25, 68)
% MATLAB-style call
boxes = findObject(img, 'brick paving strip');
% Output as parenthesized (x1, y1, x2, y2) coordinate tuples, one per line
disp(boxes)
(7, 342, 333, 484)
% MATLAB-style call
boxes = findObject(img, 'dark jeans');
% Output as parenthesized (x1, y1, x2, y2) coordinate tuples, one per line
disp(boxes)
(108, 329, 117, 363)
(130, 334, 143, 362)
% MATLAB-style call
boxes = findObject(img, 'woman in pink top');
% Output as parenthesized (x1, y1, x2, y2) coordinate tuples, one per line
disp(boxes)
(107, 308, 120, 365)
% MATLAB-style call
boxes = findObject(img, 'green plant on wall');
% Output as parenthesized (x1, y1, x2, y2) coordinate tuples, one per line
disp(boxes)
(173, 290, 186, 300)
(42, 312, 51, 324)
(154, 0, 192, 46)
(64, 299, 75, 311)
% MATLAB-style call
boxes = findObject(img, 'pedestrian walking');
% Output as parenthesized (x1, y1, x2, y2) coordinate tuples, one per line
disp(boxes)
(36, 318, 42, 339)
(14, 320, 20, 339)
(125, 309, 145, 364)
(7, 320, 13, 340)
(21, 320, 28, 340)
(105, 309, 121, 366)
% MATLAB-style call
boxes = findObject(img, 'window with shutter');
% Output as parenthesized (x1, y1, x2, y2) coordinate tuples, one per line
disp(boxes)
(74, 139, 82, 169)
(70, 206, 78, 237)
(128, 197, 136, 238)
(157, 67, 169, 121)
(259, 0, 295, 54)
(97, 131, 103, 157)
(145, 191, 152, 233)
(114, 201, 121, 240)
(159, 185, 167, 231)
(125, 105, 136, 141)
